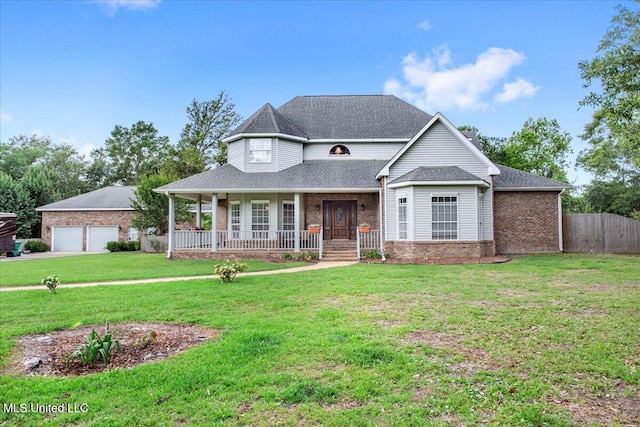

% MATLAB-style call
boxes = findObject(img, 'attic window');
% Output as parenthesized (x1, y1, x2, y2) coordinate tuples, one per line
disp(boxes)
(329, 145, 350, 155)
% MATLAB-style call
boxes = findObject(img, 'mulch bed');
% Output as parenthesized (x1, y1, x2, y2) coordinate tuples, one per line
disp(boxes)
(5, 322, 220, 377)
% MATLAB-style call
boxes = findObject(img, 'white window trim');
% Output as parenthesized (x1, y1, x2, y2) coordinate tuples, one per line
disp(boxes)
(249, 138, 272, 164)
(282, 200, 295, 231)
(229, 201, 241, 239)
(430, 193, 459, 241)
(397, 196, 408, 240)
(251, 200, 271, 239)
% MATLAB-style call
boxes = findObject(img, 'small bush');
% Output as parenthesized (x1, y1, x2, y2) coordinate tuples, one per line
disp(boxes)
(41, 275, 60, 293)
(361, 249, 382, 260)
(24, 240, 48, 252)
(106, 241, 140, 252)
(214, 260, 248, 283)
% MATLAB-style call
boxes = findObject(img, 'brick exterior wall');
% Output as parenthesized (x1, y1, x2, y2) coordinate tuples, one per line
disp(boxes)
(493, 191, 561, 254)
(40, 210, 137, 251)
(386, 240, 495, 259)
(304, 192, 379, 230)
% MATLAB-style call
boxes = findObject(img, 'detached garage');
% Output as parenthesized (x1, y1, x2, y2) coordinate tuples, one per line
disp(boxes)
(37, 186, 139, 252)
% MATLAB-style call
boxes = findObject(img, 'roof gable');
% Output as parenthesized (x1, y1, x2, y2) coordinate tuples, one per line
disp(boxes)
(377, 113, 500, 179)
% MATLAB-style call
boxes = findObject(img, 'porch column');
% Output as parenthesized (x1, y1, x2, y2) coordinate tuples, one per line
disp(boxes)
(195, 195, 202, 228)
(211, 193, 218, 252)
(167, 193, 175, 259)
(378, 187, 386, 261)
(294, 192, 301, 252)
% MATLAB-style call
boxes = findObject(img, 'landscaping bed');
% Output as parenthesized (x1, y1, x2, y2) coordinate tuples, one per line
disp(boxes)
(6, 322, 220, 377)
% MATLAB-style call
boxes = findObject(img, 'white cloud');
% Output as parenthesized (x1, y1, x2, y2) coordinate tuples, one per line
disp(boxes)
(0, 109, 11, 123)
(93, 0, 160, 15)
(384, 44, 538, 112)
(417, 20, 432, 31)
(495, 78, 540, 103)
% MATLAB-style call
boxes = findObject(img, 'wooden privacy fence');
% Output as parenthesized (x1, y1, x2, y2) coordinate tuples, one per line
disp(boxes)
(140, 234, 168, 253)
(563, 214, 640, 254)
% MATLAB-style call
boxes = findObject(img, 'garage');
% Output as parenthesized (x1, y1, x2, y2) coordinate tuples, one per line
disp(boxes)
(52, 226, 83, 252)
(87, 226, 118, 252)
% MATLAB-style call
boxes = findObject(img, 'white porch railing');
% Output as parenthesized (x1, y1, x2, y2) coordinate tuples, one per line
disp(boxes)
(173, 229, 322, 254)
(174, 230, 213, 250)
(356, 229, 382, 259)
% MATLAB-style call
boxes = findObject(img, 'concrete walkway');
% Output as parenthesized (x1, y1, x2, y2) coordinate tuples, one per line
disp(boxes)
(0, 261, 359, 292)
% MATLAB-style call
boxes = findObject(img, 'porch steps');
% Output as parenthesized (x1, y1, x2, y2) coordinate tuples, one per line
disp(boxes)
(321, 240, 359, 261)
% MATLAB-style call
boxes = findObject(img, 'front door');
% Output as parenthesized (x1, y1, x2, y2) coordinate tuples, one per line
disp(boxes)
(324, 201, 356, 240)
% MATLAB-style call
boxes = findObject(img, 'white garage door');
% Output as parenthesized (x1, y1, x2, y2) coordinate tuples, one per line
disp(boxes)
(87, 226, 119, 252)
(52, 226, 83, 252)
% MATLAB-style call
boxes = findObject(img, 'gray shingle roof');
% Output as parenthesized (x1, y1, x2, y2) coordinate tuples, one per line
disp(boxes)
(156, 160, 388, 192)
(459, 131, 483, 151)
(228, 103, 307, 139)
(390, 166, 486, 185)
(493, 165, 573, 190)
(227, 95, 432, 141)
(36, 186, 136, 211)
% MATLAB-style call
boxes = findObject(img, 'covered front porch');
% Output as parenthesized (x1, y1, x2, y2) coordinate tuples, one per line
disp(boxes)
(165, 191, 383, 260)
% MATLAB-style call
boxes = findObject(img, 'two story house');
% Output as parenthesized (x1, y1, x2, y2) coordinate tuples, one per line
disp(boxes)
(156, 95, 570, 260)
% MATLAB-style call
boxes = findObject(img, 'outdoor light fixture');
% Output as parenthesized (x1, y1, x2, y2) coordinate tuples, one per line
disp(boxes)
(360, 203, 365, 211)
(316, 204, 321, 211)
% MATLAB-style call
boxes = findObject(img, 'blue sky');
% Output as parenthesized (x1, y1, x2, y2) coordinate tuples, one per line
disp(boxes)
(0, 0, 622, 186)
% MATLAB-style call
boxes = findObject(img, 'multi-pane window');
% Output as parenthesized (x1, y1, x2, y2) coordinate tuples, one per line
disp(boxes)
(249, 138, 272, 163)
(230, 202, 240, 239)
(128, 227, 139, 241)
(252, 201, 270, 239)
(432, 196, 458, 240)
(283, 202, 295, 231)
(398, 197, 407, 239)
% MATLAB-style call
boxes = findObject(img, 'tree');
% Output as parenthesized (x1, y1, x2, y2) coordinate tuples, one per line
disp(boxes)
(92, 121, 171, 185)
(0, 134, 52, 180)
(20, 166, 56, 236)
(461, 118, 572, 182)
(0, 172, 35, 238)
(503, 117, 572, 183)
(131, 174, 191, 236)
(0, 134, 93, 237)
(177, 91, 242, 169)
(578, 2, 640, 217)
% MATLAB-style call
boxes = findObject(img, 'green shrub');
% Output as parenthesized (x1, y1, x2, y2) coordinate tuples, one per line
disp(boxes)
(72, 329, 120, 368)
(361, 249, 382, 260)
(24, 240, 48, 252)
(41, 275, 60, 293)
(106, 241, 140, 252)
(214, 260, 248, 283)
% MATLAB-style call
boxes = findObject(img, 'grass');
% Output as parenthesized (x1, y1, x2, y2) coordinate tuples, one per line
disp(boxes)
(1, 253, 639, 426)
(0, 252, 308, 287)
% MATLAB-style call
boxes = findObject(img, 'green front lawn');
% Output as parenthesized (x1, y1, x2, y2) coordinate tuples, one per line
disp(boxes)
(1, 254, 638, 426)
(0, 252, 308, 287)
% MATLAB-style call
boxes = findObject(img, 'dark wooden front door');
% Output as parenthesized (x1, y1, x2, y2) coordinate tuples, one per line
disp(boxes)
(324, 201, 356, 240)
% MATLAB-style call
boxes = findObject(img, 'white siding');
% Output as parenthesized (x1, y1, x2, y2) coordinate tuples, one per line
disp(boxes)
(303, 142, 405, 161)
(277, 139, 303, 170)
(480, 187, 493, 240)
(388, 122, 489, 182)
(228, 140, 244, 171)
(413, 186, 478, 240)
